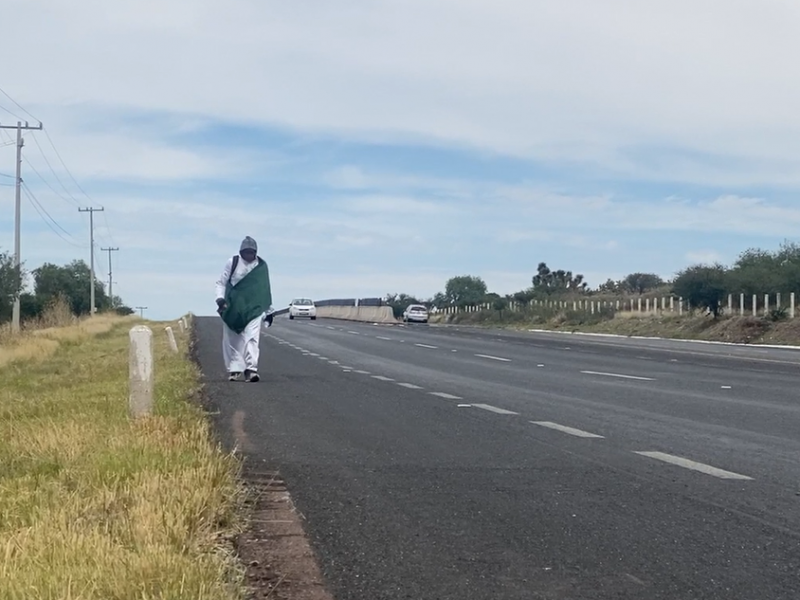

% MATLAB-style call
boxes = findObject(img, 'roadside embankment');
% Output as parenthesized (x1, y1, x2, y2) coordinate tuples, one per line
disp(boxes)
(315, 305, 397, 323)
(433, 308, 800, 346)
(0, 313, 245, 598)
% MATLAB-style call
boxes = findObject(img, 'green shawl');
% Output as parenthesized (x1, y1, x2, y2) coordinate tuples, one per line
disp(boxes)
(221, 257, 272, 334)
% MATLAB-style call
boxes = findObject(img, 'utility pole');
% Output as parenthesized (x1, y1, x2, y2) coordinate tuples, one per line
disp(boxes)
(78, 207, 104, 316)
(135, 306, 147, 319)
(0, 120, 43, 332)
(101, 247, 119, 305)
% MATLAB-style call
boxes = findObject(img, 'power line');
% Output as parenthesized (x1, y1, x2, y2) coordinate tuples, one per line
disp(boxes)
(28, 132, 82, 206)
(22, 182, 80, 241)
(22, 156, 81, 208)
(41, 127, 94, 203)
(0, 88, 117, 245)
(135, 306, 147, 318)
(38, 128, 117, 246)
(0, 103, 24, 122)
(22, 185, 83, 248)
(0, 86, 40, 122)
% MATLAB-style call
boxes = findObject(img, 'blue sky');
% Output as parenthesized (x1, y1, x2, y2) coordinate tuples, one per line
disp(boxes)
(2, 0, 800, 319)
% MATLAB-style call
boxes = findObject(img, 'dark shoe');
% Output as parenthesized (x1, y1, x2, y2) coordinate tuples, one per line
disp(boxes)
(228, 371, 242, 381)
(245, 370, 260, 382)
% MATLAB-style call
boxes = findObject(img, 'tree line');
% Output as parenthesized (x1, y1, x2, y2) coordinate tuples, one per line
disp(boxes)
(385, 241, 800, 319)
(0, 249, 133, 325)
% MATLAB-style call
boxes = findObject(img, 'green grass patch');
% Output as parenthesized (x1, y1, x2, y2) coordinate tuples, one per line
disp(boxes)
(0, 317, 245, 599)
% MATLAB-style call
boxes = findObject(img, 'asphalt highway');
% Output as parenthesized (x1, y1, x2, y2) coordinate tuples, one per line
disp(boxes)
(195, 316, 800, 599)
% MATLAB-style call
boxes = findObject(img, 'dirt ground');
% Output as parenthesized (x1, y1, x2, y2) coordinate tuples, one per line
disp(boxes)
(235, 463, 335, 600)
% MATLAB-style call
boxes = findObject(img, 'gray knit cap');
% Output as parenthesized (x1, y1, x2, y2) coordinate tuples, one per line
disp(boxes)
(240, 236, 257, 252)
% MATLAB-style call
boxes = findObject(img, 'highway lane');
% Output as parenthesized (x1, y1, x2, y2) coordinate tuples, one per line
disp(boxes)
(276, 318, 800, 527)
(195, 316, 800, 599)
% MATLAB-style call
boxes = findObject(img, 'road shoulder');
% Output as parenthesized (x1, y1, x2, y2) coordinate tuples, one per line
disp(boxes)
(190, 319, 335, 600)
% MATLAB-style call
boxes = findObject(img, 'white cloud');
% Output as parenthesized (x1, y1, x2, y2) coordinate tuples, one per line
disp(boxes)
(5, 1, 800, 318)
(4, 0, 800, 186)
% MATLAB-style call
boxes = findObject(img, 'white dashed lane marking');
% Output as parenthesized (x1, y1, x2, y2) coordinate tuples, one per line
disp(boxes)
(377, 336, 392, 341)
(397, 383, 423, 389)
(634, 451, 753, 480)
(472, 404, 518, 415)
(581, 370, 655, 381)
(354, 370, 371, 375)
(372, 375, 395, 381)
(415, 343, 438, 349)
(474, 354, 511, 362)
(429, 392, 462, 400)
(531, 421, 604, 438)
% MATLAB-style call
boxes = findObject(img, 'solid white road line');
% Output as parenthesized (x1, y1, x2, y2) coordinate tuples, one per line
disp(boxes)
(580, 370, 655, 381)
(633, 451, 753, 480)
(397, 382, 423, 389)
(474, 354, 511, 362)
(531, 421, 604, 438)
(415, 343, 438, 349)
(372, 375, 395, 381)
(472, 403, 518, 415)
(430, 392, 462, 400)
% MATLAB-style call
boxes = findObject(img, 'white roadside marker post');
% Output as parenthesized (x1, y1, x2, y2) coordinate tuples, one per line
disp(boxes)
(165, 326, 178, 353)
(129, 325, 154, 418)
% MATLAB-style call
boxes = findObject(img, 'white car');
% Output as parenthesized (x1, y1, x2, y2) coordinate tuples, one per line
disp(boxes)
(402, 304, 429, 323)
(289, 298, 317, 320)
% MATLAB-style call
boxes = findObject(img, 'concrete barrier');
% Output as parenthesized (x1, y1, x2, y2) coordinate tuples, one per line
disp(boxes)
(315, 305, 397, 324)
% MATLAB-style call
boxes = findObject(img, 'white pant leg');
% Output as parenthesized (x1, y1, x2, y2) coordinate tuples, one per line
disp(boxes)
(222, 321, 246, 372)
(242, 315, 263, 372)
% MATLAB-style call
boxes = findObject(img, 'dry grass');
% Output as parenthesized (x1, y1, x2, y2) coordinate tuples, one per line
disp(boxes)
(0, 298, 137, 369)
(0, 314, 245, 599)
(438, 305, 800, 346)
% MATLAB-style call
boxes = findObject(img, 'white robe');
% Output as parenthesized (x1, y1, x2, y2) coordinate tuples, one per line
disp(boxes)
(215, 256, 268, 373)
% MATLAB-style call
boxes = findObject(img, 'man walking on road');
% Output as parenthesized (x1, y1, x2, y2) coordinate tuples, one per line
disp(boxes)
(215, 236, 273, 382)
